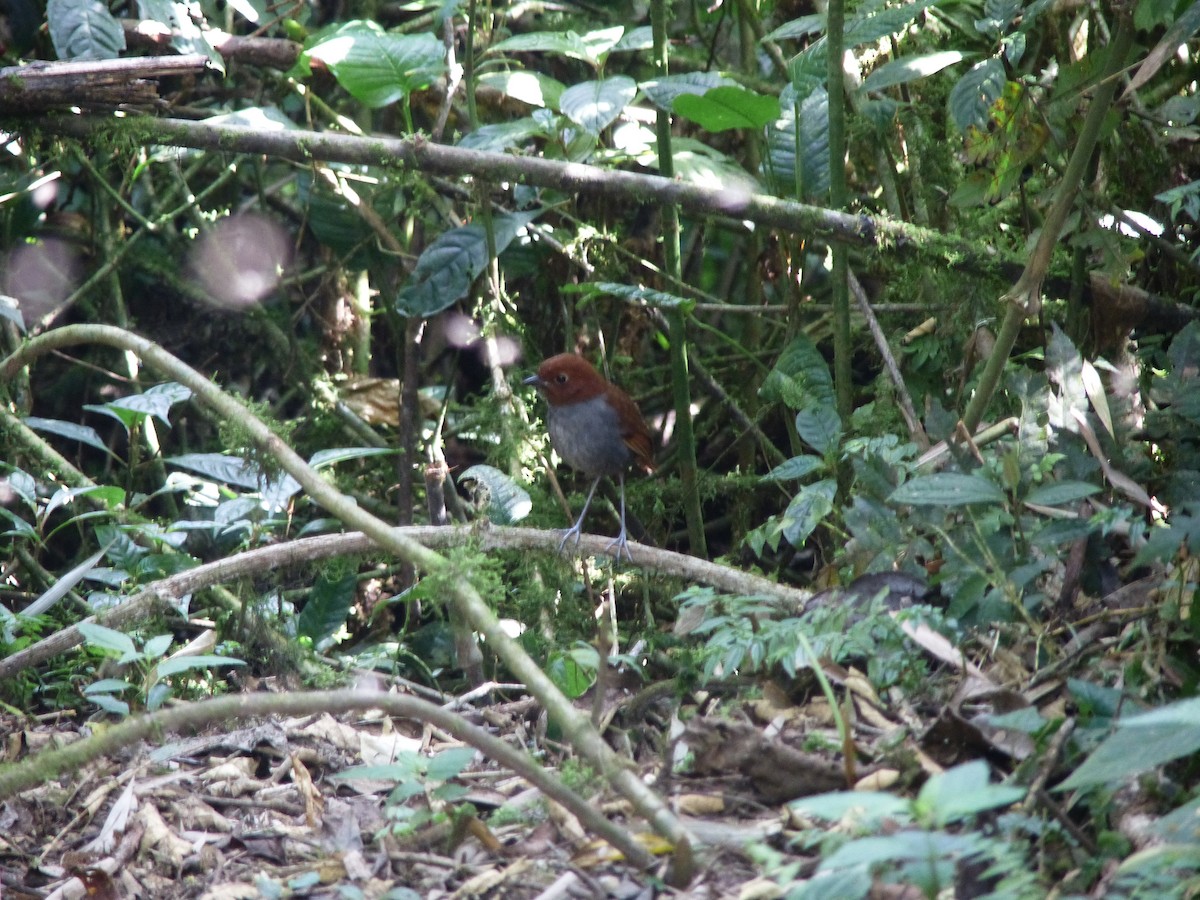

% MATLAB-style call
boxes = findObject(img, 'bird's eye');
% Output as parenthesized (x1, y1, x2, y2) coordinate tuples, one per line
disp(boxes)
(555, 373, 568, 384)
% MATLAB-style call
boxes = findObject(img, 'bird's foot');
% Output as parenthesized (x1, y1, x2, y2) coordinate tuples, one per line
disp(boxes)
(603, 528, 634, 564)
(557, 523, 584, 554)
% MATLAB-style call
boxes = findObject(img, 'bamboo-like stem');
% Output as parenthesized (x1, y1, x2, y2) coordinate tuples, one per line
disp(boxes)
(960, 12, 1135, 435)
(653, 0, 706, 559)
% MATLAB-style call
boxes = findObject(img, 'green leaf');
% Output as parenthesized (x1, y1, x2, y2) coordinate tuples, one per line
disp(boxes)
(761, 335, 836, 411)
(1059, 716, 1200, 791)
(305, 21, 445, 108)
(89, 694, 131, 716)
(425, 746, 476, 782)
(762, 14, 824, 42)
(673, 86, 781, 132)
(916, 761, 1024, 826)
(1023, 481, 1102, 506)
(459, 464, 532, 525)
(765, 455, 825, 481)
(457, 119, 545, 153)
(488, 30, 593, 64)
(48, 0, 126, 60)
(308, 447, 396, 469)
(477, 71, 565, 109)
(890, 473, 1005, 506)
(781, 479, 838, 547)
(765, 84, 830, 200)
(861, 50, 971, 93)
(794, 405, 842, 455)
(143, 634, 175, 659)
(23, 417, 110, 453)
(790, 789, 911, 823)
(297, 571, 358, 646)
(949, 58, 1006, 132)
(574, 282, 694, 311)
(77, 622, 139, 659)
(156, 654, 247, 678)
(107, 382, 193, 427)
(560, 77, 638, 135)
(547, 651, 596, 698)
(640, 72, 737, 111)
(395, 211, 537, 317)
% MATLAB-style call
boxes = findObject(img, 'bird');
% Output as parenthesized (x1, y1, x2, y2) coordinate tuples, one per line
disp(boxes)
(523, 353, 655, 562)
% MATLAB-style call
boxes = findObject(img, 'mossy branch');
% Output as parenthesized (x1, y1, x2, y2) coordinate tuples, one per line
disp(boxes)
(1, 324, 692, 879)
(0, 689, 653, 866)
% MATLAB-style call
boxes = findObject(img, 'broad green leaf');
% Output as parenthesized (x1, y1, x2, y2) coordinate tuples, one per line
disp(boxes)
(297, 571, 358, 646)
(457, 119, 545, 153)
(765, 84, 830, 200)
(560, 77, 637, 135)
(860, 50, 971, 93)
(1023, 481, 1102, 506)
(85, 678, 132, 695)
(459, 464, 532, 524)
(425, 746, 476, 782)
(143, 634, 175, 659)
(548, 650, 596, 699)
(790, 790, 911, 823)
(762, 14, 824, 42)
(890, 473, 1005, 506)
(640, 73, 736, 111)
(395, 211, 537, 317)
(488, 30, 593, 63)
(781, 479, 837, 547)
(77, 621, 139, 658)
(761, 335, 836, 411)
(765, 455, 825, 481)
(794, 405, 842, 455)
(156, 654, 247, 677)
(949, 58, 1006, 132)
(573, 282, 694, 311)
(308, 447, 396, 469)
(477, 71, 565, 109)
(673, 87, 781, 132)
(305, 21, 444, 108)
(845, 1, 940, 47)
(105, 382, 194, 427)
(579, 25, 626, 62)
(48, 0, 126, 60)
(167, 453, 274, 489)
(611, 26, 653, 53)
(916, 761, 1024, 826)
(88, 694, 131, 716)
(1059, 717, 1200, 790)
(23, 417, 109, 453)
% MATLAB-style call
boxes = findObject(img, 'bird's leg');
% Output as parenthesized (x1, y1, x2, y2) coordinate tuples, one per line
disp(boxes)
(559, 476, 601, 553)
(604, 472, 633, 563)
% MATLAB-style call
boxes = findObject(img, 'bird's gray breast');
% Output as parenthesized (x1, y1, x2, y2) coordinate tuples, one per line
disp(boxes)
(546, 395, 632, 476)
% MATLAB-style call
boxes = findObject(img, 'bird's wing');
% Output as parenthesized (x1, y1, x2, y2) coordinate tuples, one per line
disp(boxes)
(610, 389, 656, 474)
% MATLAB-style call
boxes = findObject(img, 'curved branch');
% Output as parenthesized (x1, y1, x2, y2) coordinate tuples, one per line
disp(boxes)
(1, 324, 695, 879)
(0, 689, 655, 867)
(0, 527, 813, 680)
(32, 113, 987, 267)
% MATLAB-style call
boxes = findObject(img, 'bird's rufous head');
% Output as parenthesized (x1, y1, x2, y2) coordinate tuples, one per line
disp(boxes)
(522, 353, 609, 407)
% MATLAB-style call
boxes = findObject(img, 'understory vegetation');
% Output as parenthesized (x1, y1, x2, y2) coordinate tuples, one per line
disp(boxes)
(1, 0, 1199, 896)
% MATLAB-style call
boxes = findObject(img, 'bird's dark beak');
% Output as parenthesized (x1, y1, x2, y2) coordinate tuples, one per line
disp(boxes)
(522, 373, 543, 389)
